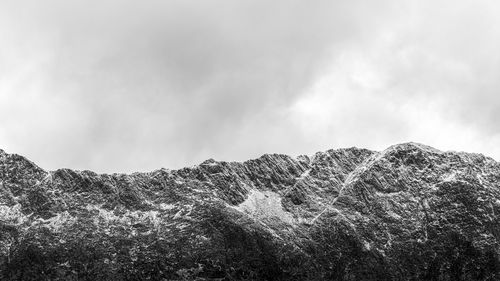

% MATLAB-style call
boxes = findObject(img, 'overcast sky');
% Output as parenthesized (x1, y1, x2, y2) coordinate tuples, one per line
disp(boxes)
(1, 0, 499, 173)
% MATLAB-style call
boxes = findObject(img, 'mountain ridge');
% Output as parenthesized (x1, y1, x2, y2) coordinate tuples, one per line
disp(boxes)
(1, 143, 500, 280)
(1, 142, 496, 175)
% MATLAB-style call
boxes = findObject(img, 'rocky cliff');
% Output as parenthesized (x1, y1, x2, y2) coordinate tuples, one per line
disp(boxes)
(1, 143, 499, 280)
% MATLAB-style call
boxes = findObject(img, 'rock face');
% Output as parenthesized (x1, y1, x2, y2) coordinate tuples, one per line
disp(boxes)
(0, 143, 500, 280)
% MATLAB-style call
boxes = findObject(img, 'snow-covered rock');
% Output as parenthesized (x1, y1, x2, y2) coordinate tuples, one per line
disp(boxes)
(0, 143, 499, 280)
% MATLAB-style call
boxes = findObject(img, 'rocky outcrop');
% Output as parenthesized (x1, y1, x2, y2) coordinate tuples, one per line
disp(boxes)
(0, 143, 499, 280)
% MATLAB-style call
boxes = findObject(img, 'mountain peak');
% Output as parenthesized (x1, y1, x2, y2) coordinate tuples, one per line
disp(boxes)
(386, 141, 442, 152)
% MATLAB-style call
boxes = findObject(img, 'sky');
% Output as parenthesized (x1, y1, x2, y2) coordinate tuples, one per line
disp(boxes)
(1, 0, 499, 173)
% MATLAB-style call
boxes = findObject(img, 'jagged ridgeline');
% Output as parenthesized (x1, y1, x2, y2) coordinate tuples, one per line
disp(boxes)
(1, 143, 500, 280)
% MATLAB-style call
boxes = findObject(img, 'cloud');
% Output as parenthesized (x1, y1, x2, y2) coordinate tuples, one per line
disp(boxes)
(0, 0, 499, 172)
(289, 0, 500, 158)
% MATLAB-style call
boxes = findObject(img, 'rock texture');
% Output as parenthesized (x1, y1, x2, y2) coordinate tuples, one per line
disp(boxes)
(1, 143, 500, 280)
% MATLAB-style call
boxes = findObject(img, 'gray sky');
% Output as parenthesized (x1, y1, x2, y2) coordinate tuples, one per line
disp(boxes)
(1, 0, 499, 173)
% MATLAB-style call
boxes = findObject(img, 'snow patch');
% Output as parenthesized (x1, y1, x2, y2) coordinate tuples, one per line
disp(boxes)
(34, 211, 75, 231)
(0, 204, 29, 225)
(158, 203, 176, 210)
(442, 171, 458, 182)
(476, 173, 485, 185)
(85, 204, 162, 227)
(233, 189, 294, 224)
(297, 169, 311, 180)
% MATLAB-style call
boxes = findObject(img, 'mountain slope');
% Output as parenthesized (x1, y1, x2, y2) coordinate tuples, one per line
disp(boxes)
(0, 143, 499, 280)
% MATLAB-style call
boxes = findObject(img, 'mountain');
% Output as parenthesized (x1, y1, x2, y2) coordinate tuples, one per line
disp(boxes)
(1, 143, 500, 280)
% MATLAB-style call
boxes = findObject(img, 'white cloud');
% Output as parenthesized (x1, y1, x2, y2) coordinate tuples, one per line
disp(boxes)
(1, 0, 499, 172)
